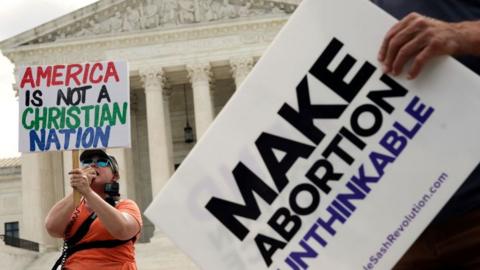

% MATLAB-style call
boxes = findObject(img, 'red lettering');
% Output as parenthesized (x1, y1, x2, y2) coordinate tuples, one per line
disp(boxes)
(65, 64, 82, 86)
(89, 63, 103, 83)
(51, 65, 65, 86)
(20, 62, 121, 89)
(82, 63, 91, 84)
(36, 66, 52, 88)
(104, 62, 120, 83)
(20, 67, 35, 88)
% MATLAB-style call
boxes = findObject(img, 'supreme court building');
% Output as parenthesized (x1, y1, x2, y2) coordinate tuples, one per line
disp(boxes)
(0, 0, 299, 268)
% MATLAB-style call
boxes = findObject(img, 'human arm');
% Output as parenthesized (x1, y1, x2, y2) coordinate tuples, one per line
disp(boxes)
(69, 169, 140, 240)
(378, 12, 480, 79)
(44, 167, 97, 238)
(83, 191, 141, 240)
(44, 192, 75, 238)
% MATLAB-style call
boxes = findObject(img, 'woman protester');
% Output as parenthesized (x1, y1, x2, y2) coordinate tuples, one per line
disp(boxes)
(45, 149, 142, 269)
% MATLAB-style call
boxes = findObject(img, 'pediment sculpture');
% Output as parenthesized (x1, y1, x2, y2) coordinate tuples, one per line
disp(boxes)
(22, 0, 296, 46)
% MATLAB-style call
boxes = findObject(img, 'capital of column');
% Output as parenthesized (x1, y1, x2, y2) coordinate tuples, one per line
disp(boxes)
(139, 67, 166, 91)
(162, 86, 172, 102)
(230, 56, 255, 80)
(187, 62, 212, 85)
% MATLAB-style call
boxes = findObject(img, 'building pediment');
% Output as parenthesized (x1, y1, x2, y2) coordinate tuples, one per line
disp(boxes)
(0, 0, 298, 50)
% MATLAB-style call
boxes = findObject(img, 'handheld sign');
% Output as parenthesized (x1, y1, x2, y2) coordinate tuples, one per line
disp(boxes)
(18, 60, 130, 152)
(18, 60, 130, 205)
(145, 0, 480, 269)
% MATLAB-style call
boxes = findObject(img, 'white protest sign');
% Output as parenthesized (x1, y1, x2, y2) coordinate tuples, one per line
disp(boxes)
(145, 0, 480, 269)
(17, 60, 130, 153)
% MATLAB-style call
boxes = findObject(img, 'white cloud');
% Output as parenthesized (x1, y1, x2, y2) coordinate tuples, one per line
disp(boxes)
(0, 0, 98, 158)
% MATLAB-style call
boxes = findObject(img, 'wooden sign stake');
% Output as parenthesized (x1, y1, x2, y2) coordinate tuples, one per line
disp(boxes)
(72, 150, 81, 207)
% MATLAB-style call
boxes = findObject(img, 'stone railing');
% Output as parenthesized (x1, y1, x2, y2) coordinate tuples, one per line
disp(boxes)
(0, 235, 39, 252)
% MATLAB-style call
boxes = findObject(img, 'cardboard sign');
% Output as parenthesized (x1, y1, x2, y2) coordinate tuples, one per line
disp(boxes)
(145, 0, 480, 269)
(17, 60, 130, 153)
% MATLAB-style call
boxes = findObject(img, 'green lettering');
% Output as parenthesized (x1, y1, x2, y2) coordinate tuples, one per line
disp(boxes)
(112, 102, 128, 125)
(59, 107, 66, 129)
(94, 104, 100, 127)
(100, 103, 114, 126)
(67, 106, 81, 129)
(22, 107, 35, 129)
(47, 107, 62, 129)
(34, 107, 48, 130)
(80, 105, 94, 127)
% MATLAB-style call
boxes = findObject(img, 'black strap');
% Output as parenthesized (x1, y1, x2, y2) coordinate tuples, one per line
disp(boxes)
(52, 212, 97, 270)
(67, 238, 134, 255)
(51, 210, 133, 270)
(66, 212, 97, 246)
(52, 198, 128, 270)
(52, 242, 67, 270)
(51, 238, 133, 270)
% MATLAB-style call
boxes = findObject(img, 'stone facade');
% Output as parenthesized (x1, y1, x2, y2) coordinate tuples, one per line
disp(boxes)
(0, 0, 300, 268)
(0, 158, 22, 237)
(7, 0, 297, 47)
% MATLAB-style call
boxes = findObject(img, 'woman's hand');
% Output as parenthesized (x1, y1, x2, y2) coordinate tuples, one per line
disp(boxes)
(69, 167, 97, 196)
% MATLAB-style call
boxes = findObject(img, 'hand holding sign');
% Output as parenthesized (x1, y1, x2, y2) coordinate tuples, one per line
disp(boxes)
(378, 12, 477, 79)
(69, 166, 97, 196)
(17, 60, 130, 206)
(18, 61, 130, 152)
(145, 0, 480, 269)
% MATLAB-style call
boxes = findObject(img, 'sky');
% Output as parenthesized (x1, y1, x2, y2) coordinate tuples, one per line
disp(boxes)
(0, 0, 98, 159)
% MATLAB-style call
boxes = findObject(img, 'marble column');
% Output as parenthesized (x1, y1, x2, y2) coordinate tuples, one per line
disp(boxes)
(139, 67, 174, 197)
(230, 56, 255, 89)
(21, 152, 63, 251)
(187, 62, 214, 139)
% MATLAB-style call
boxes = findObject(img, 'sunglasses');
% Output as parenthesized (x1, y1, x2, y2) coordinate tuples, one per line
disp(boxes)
(81, 158, 110, 168)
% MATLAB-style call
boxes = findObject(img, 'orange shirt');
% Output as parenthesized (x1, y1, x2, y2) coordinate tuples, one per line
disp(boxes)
(64, 199, 143, 270)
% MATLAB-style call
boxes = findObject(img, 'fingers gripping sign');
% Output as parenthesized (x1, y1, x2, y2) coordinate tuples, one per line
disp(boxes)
(69, 167, 97, 196)
(378, 12, 464, 79)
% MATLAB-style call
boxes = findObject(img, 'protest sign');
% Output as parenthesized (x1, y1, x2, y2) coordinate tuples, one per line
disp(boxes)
(145, 0, 480, 269)
(17, 60, 130, 153)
